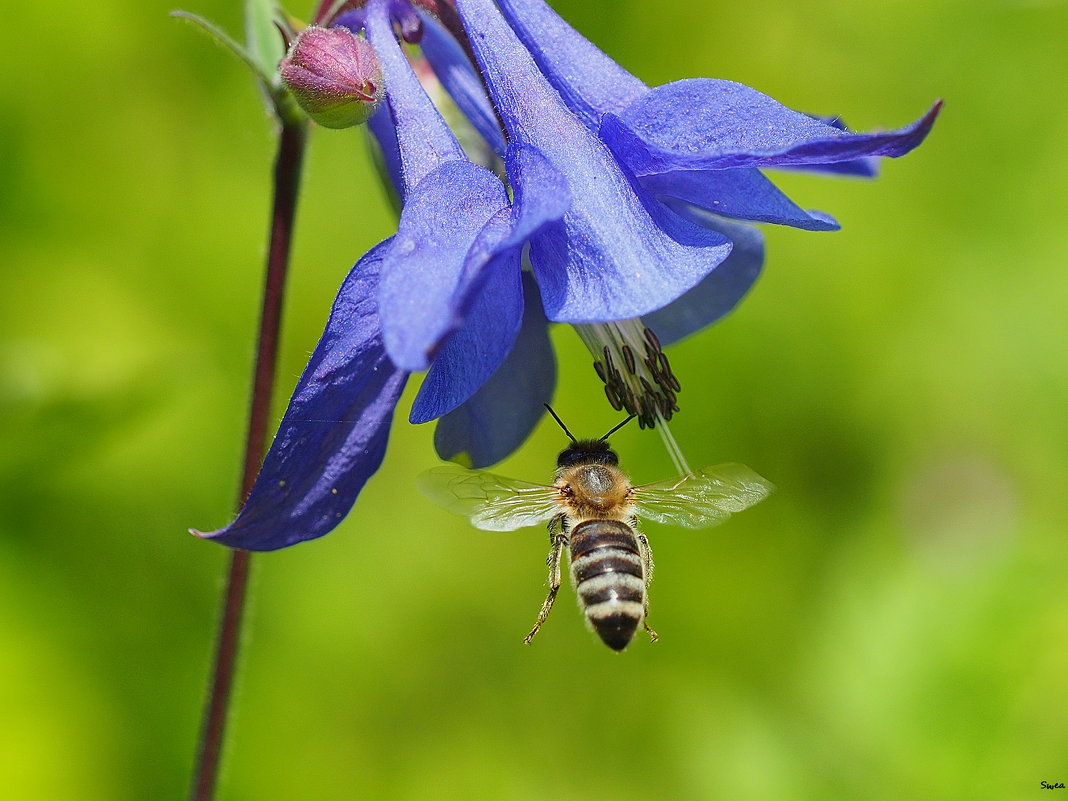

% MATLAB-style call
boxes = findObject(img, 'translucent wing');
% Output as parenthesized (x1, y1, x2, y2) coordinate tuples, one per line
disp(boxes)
(631, 463, 773, 529)
(417, 465, 562, 532)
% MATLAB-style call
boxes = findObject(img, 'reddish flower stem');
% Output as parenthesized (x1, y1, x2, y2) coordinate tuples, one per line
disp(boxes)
(189, 118, 307, 801)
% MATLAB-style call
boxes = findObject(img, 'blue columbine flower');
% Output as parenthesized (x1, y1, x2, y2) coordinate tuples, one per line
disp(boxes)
(197, 0, 938, 550)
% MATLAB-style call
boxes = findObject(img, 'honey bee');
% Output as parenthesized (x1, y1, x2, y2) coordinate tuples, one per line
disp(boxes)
(418, 408, 773, 651)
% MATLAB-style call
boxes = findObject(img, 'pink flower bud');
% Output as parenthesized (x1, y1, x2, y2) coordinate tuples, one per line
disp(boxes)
(279, 26, 384, 129)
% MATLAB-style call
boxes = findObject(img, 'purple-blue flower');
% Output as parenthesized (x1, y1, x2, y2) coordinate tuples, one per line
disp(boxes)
(197, 0, 938, 551)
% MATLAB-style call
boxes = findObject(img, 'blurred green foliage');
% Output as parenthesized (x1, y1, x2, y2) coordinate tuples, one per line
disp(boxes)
(2, 0, 1066, 799)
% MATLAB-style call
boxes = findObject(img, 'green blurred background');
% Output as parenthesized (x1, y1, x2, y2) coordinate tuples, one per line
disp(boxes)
(2, 0, 1065, 798)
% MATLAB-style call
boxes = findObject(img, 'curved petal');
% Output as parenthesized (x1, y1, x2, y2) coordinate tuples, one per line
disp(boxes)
(504, 145, 572, 243)
(377, 159, 510, 371)
(366, 0, 466, 195)
(495, 0, 647, 128)
(457, 0, 732, 323)
(379, 138, 571, 375)
(434, 273, 555, 468)
(417, 10, 507, 157)
(601, 80, 942, 175)
(367, 0, 513, 371)
(640, 168, 839, 231)
(195, 241, 409, 551)
(642, 214, 764, 346)
(405, 150, 571, 420)
(784, 115, 880, 177)
(409, 248, 525, 423)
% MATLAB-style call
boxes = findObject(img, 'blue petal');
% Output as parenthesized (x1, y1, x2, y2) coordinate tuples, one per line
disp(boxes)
(457, 0, 732, 323)
(405, 151, 570, 417)
(640, 168, 839, 231)
(434, 273, 555, 468)
(195, 242, 409, 551)
(367, 0, 513, 371)
(600, 80, 942, 174)
(366, 0, 466, 195)
(417, 10, 507, 157)
(642, 214, 764, 346)
(377, 159, 510, 371)
(332, 9, 368, 34)
(505, 145, 572, 241)
(495, 0, 647, 128)
(409, 242, 524, 423)
(785, 115, 880, 177)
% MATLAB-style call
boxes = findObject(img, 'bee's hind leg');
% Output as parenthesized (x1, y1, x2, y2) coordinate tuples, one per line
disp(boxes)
(643, 620, 659, 642)
(524, 523, 567, 645)
(637, 532, 659, 643)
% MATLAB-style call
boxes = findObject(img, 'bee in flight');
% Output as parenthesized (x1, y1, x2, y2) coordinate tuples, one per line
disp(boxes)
(418, 407, 773, 651)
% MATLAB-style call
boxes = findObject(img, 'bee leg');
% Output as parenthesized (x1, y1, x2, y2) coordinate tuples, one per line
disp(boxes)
(643, 619, 659, 642)
(524, 533, 567, 645)
(637, 532, 655, 585)
(637, 533, 659, 642)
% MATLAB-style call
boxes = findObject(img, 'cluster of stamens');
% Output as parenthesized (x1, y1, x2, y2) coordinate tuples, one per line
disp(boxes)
(575, 321, 681, 429)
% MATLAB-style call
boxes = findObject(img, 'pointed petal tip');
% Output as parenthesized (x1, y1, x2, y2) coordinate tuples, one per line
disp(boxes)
(604, 81, 944, 174)
(924, 99, 945, 128)
(900, 98, 943, 149)
(806, 210, 841, 232)
(190, 525, 233, 543)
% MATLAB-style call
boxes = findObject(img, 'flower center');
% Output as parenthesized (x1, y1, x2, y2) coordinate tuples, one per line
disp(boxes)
(573, 319, 680, 430)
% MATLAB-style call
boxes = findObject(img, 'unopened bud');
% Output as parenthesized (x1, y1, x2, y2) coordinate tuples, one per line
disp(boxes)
(279, 26, 384, 129)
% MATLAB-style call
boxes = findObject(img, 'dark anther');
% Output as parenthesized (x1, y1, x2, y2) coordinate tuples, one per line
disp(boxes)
(657, 350, 673, 377)
(593, 360, 607, 383)
(643, 327, 662, 353)
(604, 384, 623, 410)
(635, 395, 647, 419)
(621, 345, 636, 374)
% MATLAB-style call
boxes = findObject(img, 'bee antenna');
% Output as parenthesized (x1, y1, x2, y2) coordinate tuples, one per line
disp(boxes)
(543, 404, 577, 442)
(599, 413, 636, 442)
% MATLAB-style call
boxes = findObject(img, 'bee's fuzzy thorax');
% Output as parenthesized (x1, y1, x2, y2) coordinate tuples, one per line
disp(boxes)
(555, 463, 633, 520)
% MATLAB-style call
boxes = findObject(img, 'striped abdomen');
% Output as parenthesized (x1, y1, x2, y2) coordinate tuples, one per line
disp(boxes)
(569, 519, 646, 651)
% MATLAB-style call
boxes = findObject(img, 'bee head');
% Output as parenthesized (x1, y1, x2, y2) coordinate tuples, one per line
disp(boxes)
(556, 439, 619, 468)
(543, 405, 632, 468)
